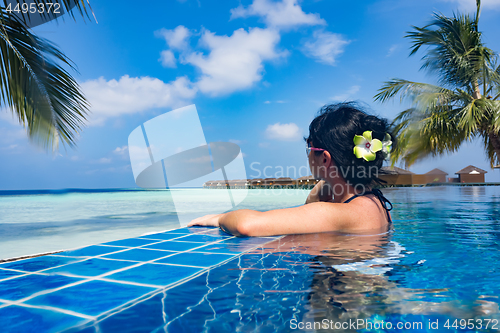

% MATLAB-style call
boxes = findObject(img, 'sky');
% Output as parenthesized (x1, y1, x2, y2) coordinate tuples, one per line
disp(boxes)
(1, 0, 500, 190)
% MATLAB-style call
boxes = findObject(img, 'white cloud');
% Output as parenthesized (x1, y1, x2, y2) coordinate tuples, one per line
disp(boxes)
(264, 100, 271, 104)
(302, 30, 350, 65)
(230, 0, 325, 29)
(186, 27, 285, 96)
(265, 122, 301, 141)
(113, 146, 128, 155)
(387, 44, 399, 57)
(155, 25, 191, 50)
(81, 75, 197, 125)
(332, 85, 360, 101)
(159, 50, 176, 68)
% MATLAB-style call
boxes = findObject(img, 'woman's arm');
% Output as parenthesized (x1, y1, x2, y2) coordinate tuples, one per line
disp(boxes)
(188, 202, 360, 237)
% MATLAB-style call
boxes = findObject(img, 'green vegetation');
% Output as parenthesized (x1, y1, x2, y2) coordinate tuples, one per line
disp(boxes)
(375, 0, 500, 167)
(0, 0, 94, 150)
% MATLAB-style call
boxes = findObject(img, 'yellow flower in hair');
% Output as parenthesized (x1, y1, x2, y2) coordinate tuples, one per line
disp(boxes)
(353, 131, 382, 161)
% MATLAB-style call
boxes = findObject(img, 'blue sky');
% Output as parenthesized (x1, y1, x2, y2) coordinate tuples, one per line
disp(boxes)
(2, 0, 500, 190)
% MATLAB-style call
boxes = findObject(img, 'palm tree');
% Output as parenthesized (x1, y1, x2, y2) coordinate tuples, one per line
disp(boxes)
(374, 0, 500, 167)
(0, 0, 95, 150)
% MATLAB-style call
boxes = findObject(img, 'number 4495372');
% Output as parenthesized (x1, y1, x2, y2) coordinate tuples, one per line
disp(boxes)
(6, 2, 61, 14)
(444, 319, 498, 330)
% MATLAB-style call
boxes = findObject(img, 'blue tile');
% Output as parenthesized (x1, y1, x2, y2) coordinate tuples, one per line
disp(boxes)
(102, 238, 162, 248)
(137, 232, 184, 241)
(160, 228, 193, 234)
(0, 268, 24, 281)
(106, 263, 202, 286)
(94, 274, 212, 332)
(44, 258, 136, 277)
(0, 256, 81, 273)
(0, 305, 87, 333)
(59, 245, 125, 257)
(194, 242, 257, 254)
(144, 241, 205, 252)
(156, 252, 234, 267)
(174, 234, 227, 243)
(102, 249, 176, 262)
(91, 293, 167, 333)
(26, 280, 156, 317)
(0, 274, 80, 301)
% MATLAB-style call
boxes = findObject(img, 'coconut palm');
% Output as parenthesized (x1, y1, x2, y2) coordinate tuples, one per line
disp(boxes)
(374, 0, 500, 167)
(0, 0, 94, 150)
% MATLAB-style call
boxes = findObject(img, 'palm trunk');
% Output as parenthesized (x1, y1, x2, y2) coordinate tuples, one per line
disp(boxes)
(488, 131, 500, 164)
(473, 81, 482, 99)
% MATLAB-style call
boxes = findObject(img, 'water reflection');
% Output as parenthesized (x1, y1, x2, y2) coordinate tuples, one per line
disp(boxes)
(261, 232, 500, 332)
(458, 186, 487, 200)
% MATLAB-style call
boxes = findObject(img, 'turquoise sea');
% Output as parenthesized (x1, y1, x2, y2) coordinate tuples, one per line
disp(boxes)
(0, 188, 310, 260)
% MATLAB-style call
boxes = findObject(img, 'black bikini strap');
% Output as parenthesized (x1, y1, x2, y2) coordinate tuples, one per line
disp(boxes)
(342, 189, 393, 222)
(370, 188, 393, 212)
(342, 194, 361, 204)
(344, 190, 392, 208)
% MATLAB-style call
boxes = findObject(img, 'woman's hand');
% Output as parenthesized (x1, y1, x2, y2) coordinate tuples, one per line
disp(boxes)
(306, 180, 334, 204)
(187, 214, 224, 227)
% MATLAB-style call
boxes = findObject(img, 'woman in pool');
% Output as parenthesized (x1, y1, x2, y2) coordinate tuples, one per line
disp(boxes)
(188, 102, 394, 236)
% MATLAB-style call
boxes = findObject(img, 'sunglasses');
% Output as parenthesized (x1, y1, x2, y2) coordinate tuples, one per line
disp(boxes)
(306, 143, 326, 156)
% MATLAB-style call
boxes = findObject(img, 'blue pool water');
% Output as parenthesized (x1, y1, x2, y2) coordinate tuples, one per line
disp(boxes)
(1, 186, 500, 332)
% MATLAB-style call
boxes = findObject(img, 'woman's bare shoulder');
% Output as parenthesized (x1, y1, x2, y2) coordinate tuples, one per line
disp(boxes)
(339, 194, 390, 229)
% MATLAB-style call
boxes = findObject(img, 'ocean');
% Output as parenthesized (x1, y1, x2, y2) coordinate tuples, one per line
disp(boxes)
(0, 188, 309, 260)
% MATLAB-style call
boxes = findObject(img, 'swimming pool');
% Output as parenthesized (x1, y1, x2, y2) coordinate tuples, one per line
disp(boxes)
(1, 186, 500, 332)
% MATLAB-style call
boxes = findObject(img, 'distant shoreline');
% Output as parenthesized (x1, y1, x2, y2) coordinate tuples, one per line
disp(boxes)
(0, 187, 191, 196)
(1, 182, 500, 196)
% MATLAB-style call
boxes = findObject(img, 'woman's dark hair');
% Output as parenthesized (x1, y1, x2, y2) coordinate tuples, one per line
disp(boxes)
(306, 102, 395, 187)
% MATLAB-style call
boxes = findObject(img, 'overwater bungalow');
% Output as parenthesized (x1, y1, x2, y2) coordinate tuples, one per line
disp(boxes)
(379, 166, 415, 185)
(296, 175, 317, 189)
(453, 165, 488, 183)
(250, 178, 263, 188)
(228, 179, 250, 189)
(413, 168, 448, 184)
(273, 177, 295, 188)
(203, 180, 216, 188)
(263, 178, 276, 187)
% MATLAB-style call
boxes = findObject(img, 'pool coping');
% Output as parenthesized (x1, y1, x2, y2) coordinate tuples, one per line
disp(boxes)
(0, 225, 283, 332)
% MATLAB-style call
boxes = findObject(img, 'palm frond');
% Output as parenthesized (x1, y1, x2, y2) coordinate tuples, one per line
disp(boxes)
(485, 100, 500, 132)
(481, 130, 500, 166)
(374, 79, 454, 104)
(376, 0, 500, 167)
(0, 11, 89, 149)
(406, 12, 494, 90)
(390, 104, 470, 166)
